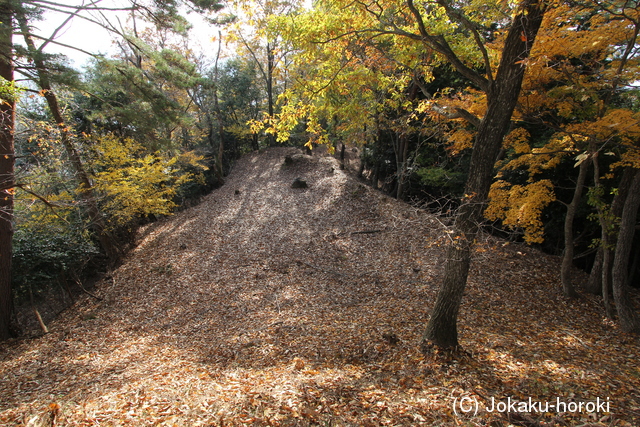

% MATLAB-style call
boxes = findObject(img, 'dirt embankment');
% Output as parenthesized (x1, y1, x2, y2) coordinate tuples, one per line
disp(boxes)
(1, 147, 638, 426)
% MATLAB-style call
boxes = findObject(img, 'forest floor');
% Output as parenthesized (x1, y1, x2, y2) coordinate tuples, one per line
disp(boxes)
(1, 147, 640, 426)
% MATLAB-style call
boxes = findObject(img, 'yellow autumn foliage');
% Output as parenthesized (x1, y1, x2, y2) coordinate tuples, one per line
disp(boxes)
(500, 131, 579, 178)
(485, 179, 556, 244)
(14, 190, 77, 234)
(91, 134, 205, 228)
(446, 128, 475, 155)
(503, 127, 531, 154)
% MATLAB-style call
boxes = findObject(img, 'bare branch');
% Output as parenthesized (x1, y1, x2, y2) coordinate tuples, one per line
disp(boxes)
(16, 32, 107, 58)
(27, 0, 137, 12)
(39, 2, 81, 52)
(13, 184, 70, 223)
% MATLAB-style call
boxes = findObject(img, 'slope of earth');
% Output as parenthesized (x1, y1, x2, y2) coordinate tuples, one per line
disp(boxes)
(1, 147, 639, 426)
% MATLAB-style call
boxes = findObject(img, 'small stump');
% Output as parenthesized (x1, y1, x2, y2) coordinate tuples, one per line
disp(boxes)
(291, 178, 308, 189)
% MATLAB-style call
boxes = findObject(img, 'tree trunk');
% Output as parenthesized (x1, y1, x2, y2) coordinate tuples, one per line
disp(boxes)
(17, 14, 118, 261)
(422, 0, 547, 350)
(586, 166, 635, 295)
(593, 158, 637, 318)
(561, 157, 589, 298)
(591, 152, 613, 317)
(586, 248, 604, 295)
(0, 1, 15, 340)
(212, 32, 225, 183)
(394, 134, 409, 201)
(266, 42, 276, 147)
(611, 168, 640, 333)
(602, 240, 614, 319)
(629, 246, 640, 288)
(213, 91, 225, 181)
(371, 165, 379, 189)
(422, 227, 472, 350)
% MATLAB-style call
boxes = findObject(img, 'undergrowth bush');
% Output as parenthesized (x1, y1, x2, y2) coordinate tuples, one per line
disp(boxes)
(12, 225, 99, 305)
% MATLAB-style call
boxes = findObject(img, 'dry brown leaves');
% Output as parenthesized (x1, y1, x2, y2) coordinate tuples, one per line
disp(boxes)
(1, 147, 639, 426)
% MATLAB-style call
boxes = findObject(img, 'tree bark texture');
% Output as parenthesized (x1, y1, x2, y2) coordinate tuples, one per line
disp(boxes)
(586, 166, 635, 295)
(422, 0, 547, 349)
(561, 157, 589, 298)
(612, 168, 640, 333)
(586, 248, 604, 295)
(0, 1, 15, 340)
(601, 239, 614, 319)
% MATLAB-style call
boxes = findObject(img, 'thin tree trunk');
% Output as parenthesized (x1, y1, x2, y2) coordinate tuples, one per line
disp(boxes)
(396, 82, 418, 201)
(237, 34, 276, 147)
(561, 157, 589, 298)
(422, 0, 547, 350)
(214, 99, 224, 180)
(611, 168, 640, 333)
(266, 42, 276, 147)
(591, 152, 613, 317)
(423, 230, 472, 349)
(212, 31, 225, 183)
(586, 166, 635, 295)
(17, 14, 118, 261)
(602, 241, 614, 318)
(0, 1, 15, 340)
(372, 165, 379, 189)
(395, 135, 409, 201)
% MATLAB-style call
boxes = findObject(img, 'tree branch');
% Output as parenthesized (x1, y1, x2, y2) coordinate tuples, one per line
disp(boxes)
(405, 0, 489, 92)
(435, 0, 494, 84)
(16, 32, 107, 58)
(28, 0, 137, 12)
(413, 77, 482, 127)
(13, 184, 70, 223)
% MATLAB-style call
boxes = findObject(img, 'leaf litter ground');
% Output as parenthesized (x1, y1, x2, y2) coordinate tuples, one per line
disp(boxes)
(1, 147, 639, 426)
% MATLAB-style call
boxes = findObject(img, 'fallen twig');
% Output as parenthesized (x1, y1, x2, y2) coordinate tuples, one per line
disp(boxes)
(75, 278, 103, 301)
(350, 229, 383, 235)
(34, 308, 49, 334)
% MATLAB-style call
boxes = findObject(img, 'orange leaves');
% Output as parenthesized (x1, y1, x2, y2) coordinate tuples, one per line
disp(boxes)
(499, 128, 575, 178)
(586, 109, 640, 143)
(446, 128, 474, 155)
(520, 31, 527, 42)
(523, 1, 639, 126)
(502, 127, 531, 154)
(533, 3, 631, 64)
(486, 179, 556, 243)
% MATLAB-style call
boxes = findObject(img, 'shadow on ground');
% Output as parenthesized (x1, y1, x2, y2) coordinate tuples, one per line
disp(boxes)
(1, 147, 638, 426)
